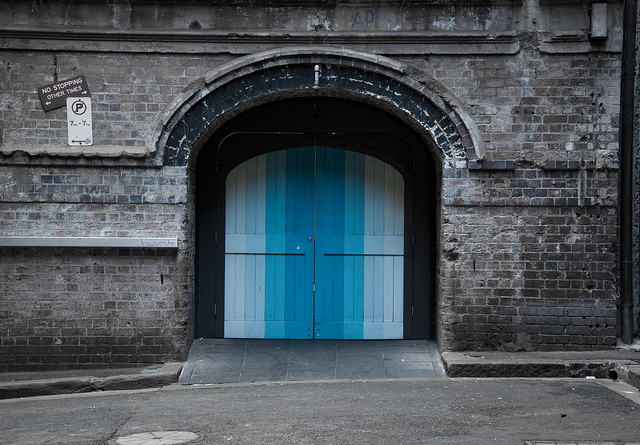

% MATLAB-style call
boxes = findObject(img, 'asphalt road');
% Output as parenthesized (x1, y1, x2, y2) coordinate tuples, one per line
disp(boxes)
(2, 378, 640, 445)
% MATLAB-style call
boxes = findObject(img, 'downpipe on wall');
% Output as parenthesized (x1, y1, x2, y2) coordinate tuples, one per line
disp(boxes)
(619, 0, 637, 344)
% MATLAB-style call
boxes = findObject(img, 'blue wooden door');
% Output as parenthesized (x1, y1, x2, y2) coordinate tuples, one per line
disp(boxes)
(224, 147, 404, 339)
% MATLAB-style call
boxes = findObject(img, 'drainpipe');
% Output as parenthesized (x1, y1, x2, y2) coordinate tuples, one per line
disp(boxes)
(619, 0, 637, 344)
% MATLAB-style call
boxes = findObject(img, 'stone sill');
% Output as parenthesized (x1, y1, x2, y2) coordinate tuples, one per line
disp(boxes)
(0, 145, 150, 158)
(0, 237, 178, 249)
(0, 27, 520, 55)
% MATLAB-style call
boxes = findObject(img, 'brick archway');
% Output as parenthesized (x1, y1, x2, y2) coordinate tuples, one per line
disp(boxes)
(155, 46, 484, 168)
(155, 46, 486, 343)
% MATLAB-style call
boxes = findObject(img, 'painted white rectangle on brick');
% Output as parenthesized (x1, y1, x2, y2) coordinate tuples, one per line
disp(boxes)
(0, 237, 178, 248)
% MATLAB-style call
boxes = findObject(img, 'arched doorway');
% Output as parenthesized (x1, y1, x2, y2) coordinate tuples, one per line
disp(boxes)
(157, 47, 485, 347)
(196, 98, 437, 339)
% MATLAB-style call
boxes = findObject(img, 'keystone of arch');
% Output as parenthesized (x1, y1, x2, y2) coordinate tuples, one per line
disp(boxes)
(153, 45, 485, 166)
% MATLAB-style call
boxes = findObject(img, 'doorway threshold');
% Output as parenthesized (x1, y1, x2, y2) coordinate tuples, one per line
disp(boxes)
(179, 339, 445, 385)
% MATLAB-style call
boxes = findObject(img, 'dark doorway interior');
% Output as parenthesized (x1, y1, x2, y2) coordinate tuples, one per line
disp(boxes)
(196, 97, 437, 340)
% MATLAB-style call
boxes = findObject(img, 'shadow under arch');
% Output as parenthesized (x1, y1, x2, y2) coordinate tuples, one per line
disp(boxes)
(196, 97, 437, 340)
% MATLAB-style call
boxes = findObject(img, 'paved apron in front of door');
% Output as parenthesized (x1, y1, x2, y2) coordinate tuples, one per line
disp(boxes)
(179, 339, 445, 384)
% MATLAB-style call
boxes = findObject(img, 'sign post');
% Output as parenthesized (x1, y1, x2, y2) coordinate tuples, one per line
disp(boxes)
(66, 97, 93, 146)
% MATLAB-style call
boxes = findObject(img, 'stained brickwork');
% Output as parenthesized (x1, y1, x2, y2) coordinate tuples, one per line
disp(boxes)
(0, 247, 187, 369)
(162, 59, 472, 167)
(414, 52, 622, 158)
(633, 0, 640, 335)
(1, 53, 226, 150)
(440, 205, 618, 351)
(0, 0, 630, 369)
(0, 166, 192, 370)
(0, 166, 188, 207)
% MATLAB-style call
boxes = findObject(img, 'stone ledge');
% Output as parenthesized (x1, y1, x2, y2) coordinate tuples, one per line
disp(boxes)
(0, 27, 520, 55)
(616, 364, 640, 390)
(0, 237, 179, 249)
(442, 351, 640, 386)
(0, 145, 151, 158)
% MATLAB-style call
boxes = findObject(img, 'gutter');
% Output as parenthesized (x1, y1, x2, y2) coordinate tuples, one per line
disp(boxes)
(619, 0, 637, 344)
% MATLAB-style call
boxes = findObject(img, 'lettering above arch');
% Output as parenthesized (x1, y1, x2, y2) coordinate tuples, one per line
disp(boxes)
(154, 46, 485, 167)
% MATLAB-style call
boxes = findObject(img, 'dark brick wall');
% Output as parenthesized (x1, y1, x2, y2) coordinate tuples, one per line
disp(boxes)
(413, 52, 621, 157)
(1, 52, 227, 150)
(0, 166, 188, 206)
(633, 0, 640, 335)
(418, 47, 622, 351)
(0, 165, 192, 371)
(0, 247, 187, 370)
(440, 205, 617, 352)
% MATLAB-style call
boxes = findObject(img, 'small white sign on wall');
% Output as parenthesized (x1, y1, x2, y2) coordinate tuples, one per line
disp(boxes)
(66, 97, 93, 146)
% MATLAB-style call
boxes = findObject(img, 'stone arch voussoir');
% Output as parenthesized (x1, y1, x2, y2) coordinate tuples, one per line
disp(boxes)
(155, 46, 485, 167)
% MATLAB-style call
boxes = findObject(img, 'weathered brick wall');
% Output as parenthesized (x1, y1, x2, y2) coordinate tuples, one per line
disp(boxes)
(0, 0, 627, 369)
(418, 46, 621, 351)
(0, 247, 186, 369)
(414, 52, 621, 158)
(1, 53, 228, 150)
(0, 165, 192, 371)
(440, 202, 618, 352)
(633, 0, 640, 335)
(0, 43, 213, 370)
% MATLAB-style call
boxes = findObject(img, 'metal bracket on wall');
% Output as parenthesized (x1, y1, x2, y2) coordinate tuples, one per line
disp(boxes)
(0, 237, 178, 248)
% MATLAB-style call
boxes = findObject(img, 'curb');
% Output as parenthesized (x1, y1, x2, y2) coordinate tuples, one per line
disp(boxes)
(616, 363, 640, 389)
(2, 356, 639, 400)
(0, 362, 182, 400)
(442, 352, 640, 390)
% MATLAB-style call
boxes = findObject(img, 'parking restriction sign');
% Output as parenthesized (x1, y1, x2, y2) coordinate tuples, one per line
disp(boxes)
(66, 97, 93, 146)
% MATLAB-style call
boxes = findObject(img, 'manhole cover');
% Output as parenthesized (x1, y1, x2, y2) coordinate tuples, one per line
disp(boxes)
(115, 431, 199, 445)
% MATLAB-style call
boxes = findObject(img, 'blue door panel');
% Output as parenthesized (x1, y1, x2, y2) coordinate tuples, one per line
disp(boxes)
(315, 147, 404, 340)
(225, 148, 314, 339)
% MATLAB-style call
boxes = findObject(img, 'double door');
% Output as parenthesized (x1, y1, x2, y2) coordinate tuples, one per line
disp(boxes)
(224, 146, 404, 339)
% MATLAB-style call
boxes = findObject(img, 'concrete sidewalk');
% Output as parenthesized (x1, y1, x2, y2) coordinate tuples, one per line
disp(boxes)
(1, 341, 640, 400)
(0, 362, 183, 400)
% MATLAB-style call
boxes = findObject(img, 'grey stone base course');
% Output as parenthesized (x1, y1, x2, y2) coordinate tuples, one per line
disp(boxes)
(442, 351, 640, 389)
(616, 363, 640, 390)
(0, 362, 182, 400)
